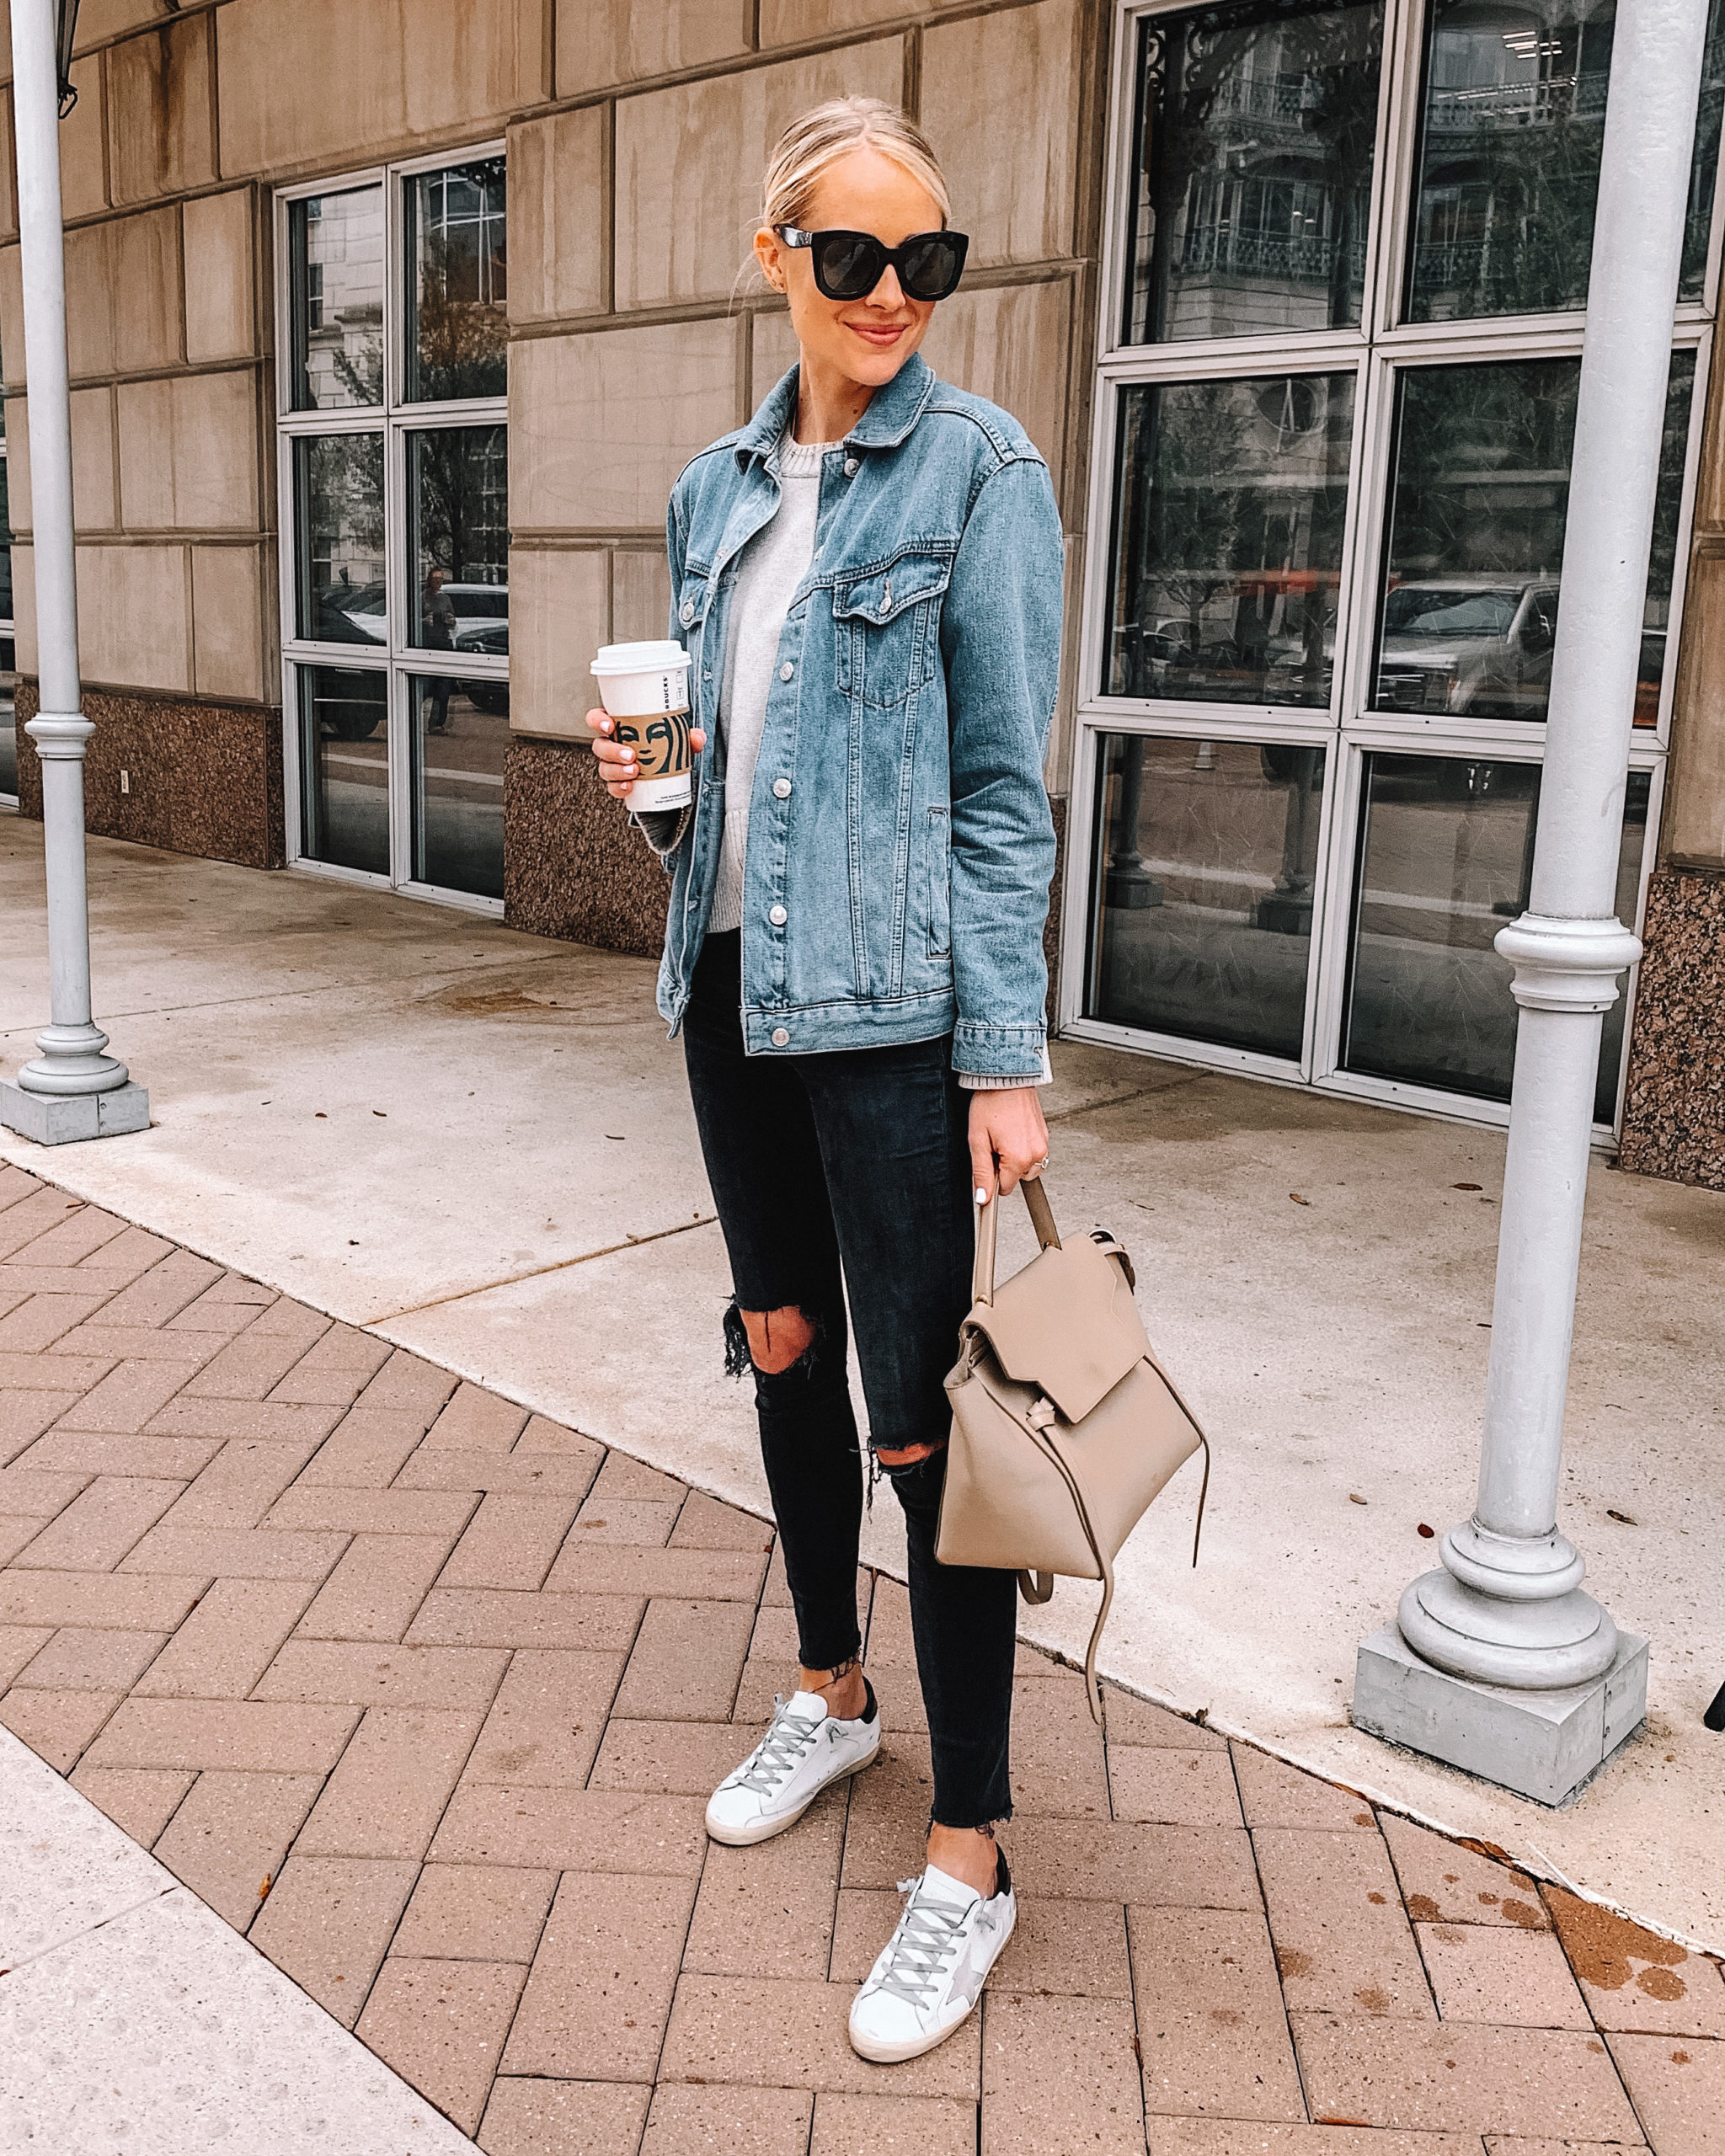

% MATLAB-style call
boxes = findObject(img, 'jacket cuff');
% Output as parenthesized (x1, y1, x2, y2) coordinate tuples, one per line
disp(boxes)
(958, 1043, 1053, 1091)
(632, 806, 690, 861)
(951, 1020, 1048, 1083)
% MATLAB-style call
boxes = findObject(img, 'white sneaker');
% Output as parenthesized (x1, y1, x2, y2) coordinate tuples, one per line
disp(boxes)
(848, 1849, 1017, 2062)
(705, 1680, 881, 1847)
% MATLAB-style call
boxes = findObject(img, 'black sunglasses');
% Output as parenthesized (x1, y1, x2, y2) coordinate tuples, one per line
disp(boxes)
(776, 225, 969, 303)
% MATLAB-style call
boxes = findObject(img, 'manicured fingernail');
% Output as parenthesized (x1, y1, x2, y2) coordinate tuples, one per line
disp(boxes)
(975, 1187, 988, 1205)
(600, 718, 612, 732)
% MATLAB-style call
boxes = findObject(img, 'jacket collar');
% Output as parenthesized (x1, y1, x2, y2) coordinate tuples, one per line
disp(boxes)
(733, 352, 937, 470)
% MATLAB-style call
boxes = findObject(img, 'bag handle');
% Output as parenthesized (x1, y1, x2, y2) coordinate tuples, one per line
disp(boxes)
(972, 1173, 1061, 1307)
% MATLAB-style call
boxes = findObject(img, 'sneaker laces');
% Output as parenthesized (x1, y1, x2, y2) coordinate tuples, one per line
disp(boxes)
(731, 1695, 825, 1796)
(868, 1876, 972, 2012)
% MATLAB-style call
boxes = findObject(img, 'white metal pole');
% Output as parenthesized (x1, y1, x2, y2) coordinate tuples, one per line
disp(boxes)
(1392, 0, 1707, 1710)
(1, 0, 145, 1143)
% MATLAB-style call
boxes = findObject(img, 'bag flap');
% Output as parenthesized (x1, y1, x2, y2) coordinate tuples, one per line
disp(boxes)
(965, 1231, 1149, 1424)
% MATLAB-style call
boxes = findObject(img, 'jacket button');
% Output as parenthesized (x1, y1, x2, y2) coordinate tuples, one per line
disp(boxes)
(679, 597, 696, 625)
(778, 660, 794, 681)
(769, 904, 788, 926)
(772, 1027, 790, 1047)
(772, 777, 792, 799)
(843, 456, 858, 478)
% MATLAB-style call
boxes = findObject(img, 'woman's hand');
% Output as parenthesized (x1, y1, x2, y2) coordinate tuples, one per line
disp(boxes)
(967, 1086, 1049, 1202)
(587, 709, 706, 802)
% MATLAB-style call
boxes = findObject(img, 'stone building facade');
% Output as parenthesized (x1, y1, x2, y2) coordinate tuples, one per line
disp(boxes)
(0, 0, 1721, 1189)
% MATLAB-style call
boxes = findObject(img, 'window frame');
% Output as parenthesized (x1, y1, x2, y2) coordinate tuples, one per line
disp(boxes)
(275, 143, 509, 916)
(1060, 0, 1722, 1137)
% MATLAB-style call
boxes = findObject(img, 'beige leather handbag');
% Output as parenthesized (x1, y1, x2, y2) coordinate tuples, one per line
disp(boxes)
(935, 1177, 1210, 1718)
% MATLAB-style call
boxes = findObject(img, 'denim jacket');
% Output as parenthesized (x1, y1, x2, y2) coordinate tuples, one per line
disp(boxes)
(650, 353, 1063, 1081)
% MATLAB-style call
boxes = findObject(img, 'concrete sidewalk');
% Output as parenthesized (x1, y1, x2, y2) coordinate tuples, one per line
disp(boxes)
(1, 1164, 1721, 2153)
(3, 814, 1723, 1958)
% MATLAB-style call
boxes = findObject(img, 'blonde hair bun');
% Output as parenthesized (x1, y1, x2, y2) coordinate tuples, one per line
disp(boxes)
(763, 96, 952, 230)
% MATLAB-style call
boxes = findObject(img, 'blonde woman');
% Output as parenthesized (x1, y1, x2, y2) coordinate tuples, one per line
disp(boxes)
(588, 98, 1061, 2062)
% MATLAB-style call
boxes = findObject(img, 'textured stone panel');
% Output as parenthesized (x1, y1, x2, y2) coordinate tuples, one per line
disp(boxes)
(13, 680, 287, 872)
(73, 0, 171, 47)
(923, 277, 1074, 477)
(9, 541, 35, 673)
(63, 225, 116, 379)
(216, 0, 538, 176)
(114, 209, 189, 374)
(1668, 547, 1725, 867)
(507, 547, 609, 743)
(0, 389, 117, 536)
(117, 370, 259, 531)
(107, 16, 216, 205)
(1617, 867, 1725, 1191)
(922, 0, 1081, 266)
(0, 100, 16, 243)
(510, 321, 738, 531)
(59, 59, 107, 221)
(183, 192, 255, 364)
(506, 109, 606, 326)
(192, 545, 267, 702)
(0, 247, 20, 382)
(503, 734, 670, 958)
(615, 40, 905, 311)
(76, 543, 190, 691)
(761, 0, 942, 37)
(555, 0, 753, 96)
(611, 549, 672, 645)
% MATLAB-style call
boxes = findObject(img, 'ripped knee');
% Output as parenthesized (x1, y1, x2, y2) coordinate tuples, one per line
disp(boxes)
(737, 1303, 817, 1376)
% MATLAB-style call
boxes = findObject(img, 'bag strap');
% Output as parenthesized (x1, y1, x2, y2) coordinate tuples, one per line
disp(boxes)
(972, 1175, 1062, 1307)
(1019, 1569, 1054, 1604)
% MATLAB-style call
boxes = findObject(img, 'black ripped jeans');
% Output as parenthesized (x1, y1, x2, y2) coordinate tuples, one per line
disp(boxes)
(682, 929, 1017, 1828)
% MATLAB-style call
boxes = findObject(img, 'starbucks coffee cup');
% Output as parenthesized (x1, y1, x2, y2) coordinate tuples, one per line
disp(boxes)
(592, 639, 695, 810)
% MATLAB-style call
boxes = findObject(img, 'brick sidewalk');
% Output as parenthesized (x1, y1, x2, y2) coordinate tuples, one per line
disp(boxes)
(1, 1164, 1720, 2154)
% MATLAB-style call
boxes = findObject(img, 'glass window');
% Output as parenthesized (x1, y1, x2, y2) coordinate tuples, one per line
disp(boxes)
(1374, 354, 1695, 721)
(1087, 734, 1325, 1059)
(0, 453, 13, 669)
(1122, 0, 1385, 344)
(292, 434, 386, 644)
(411, 676, 507, 899)
(289, 187, 384, 411)
(407, 425, 509, 653)
(1683, 0, 1725, 296)
(1105, 373, 1354, 707)
(1341, 755, 1648, 1116)
(280, 153, 508, 905)
(298, 665, 389, 875)
(1405, 0, 1615, 324)
(404, 157, 507, 403)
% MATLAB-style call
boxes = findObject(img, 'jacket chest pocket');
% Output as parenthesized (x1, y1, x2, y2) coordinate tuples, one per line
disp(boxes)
(832, 551, 953, 707)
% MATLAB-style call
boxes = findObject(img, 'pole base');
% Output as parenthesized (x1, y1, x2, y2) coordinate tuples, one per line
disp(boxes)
(0, 1080, 150, 1145)
(1352, 1622, 1648, 1806)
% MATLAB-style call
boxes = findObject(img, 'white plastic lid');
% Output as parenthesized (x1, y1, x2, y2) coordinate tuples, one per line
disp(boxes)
(591, 638, 691, 672)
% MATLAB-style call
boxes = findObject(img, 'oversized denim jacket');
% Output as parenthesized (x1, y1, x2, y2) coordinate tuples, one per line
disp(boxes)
(652, 353, 1063, 1081)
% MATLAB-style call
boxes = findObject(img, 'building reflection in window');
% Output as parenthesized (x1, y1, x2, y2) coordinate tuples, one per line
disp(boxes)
(407, 425, 509, 656)
(410, 677, 507, 899)
(1105, 372, 1354, 707)
(298, 665, 389, 877)
(1087, 734, 1326, 1059)
(404, 157, 507, 403)
(1374, 354, 1693, 723)
(1123, 0, 1384, 344)
(1343, 756, 1648, 1118)
(289, 187, 384, 411)
(293, 433, 386, 645)
(1406, 0, 1615, 323)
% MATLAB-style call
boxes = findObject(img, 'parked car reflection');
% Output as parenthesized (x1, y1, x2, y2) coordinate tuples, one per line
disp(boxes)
(1373, 579, 1557, 718)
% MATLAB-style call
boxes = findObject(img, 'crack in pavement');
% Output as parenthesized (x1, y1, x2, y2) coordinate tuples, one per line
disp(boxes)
(364, 1210, 721, 1324)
